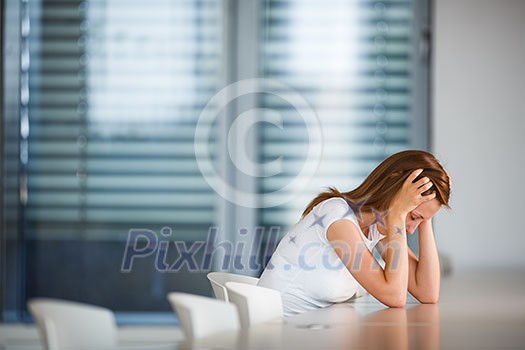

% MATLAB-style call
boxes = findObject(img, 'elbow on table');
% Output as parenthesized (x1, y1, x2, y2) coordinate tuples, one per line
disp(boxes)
(386, 299, 406, 308)
(418, 292, 440, 304)
(383, 292, 407, 308)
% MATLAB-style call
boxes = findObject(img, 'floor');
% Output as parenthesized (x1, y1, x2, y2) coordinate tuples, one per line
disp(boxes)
(0, 269, 524, 349)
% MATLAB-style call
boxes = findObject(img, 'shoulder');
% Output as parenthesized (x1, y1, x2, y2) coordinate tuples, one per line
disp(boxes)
(317, 197, 349, 211)
(325, 215, 365, 249)
(310, 197, 360, 238)
(316, 197, 356, 221)
(326, 217, 361, 235)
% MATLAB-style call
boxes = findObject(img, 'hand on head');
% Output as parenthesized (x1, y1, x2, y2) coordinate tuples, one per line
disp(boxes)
(390, 169, 435, 217)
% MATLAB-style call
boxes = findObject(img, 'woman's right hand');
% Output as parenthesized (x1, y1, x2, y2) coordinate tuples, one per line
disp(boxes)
(389, 169, 436, 218)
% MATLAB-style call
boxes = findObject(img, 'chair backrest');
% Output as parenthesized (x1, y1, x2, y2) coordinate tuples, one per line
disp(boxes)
(167, 292, 240, 340)
(206, 272, 259, 302)
(225, 282, 283, 328)
(28, 298, 117, 350)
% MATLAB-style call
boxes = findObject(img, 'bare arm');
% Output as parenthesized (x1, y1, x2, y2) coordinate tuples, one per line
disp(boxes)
(327, 213, 409, 308)
(327, 169, 435, 308)
(376, 219, 440, 303)
(407, 219, 440, 303)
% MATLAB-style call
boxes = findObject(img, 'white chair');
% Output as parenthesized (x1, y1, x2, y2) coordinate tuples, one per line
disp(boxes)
(167, 292, 240, 340)
(225, 282, 283, 328)
(206, 272, 259, 302)
(27, 298, 117, 350)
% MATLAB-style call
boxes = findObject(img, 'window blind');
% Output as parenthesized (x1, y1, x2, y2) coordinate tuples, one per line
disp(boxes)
(259, 0, 416, 227)
(26, 0, 223, 241)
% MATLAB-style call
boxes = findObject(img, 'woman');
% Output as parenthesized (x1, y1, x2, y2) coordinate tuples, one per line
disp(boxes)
(258, 150, 450, 316)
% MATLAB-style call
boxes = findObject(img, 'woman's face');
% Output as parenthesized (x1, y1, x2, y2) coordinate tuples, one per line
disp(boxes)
(405, 198, 441, 234)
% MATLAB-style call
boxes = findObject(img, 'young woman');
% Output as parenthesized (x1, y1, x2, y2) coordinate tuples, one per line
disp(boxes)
(258, 150, 450, 316)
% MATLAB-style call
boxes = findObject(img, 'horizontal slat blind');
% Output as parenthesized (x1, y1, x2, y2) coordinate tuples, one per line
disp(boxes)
(260, 0, 415, 227)
(26, 0, 223, 240)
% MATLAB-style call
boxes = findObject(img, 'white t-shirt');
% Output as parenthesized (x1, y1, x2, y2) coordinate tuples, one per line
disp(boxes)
(258, 197, 385, 316)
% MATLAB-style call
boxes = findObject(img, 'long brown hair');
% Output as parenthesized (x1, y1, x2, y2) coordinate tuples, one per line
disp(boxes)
(302, 150, 451, 217)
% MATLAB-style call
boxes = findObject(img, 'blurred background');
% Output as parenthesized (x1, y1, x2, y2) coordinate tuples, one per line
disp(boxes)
(1, 0, 524, 324)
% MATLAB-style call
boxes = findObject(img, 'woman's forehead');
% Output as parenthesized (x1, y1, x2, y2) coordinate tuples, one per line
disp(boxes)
(414, 199, 441, 218)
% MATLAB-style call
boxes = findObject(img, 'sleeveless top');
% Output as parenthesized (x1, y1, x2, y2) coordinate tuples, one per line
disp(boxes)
(258, 197, 385, 316)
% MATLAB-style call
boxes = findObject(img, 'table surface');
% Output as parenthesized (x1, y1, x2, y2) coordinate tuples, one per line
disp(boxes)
(183, 270, 525, 350)
(1, 270, 523, 349)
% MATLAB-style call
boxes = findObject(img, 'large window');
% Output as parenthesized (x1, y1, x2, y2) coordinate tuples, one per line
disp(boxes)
(1, 0, 430, 323)
(259, 0, 429, 229)
(3, 0, 225, 322)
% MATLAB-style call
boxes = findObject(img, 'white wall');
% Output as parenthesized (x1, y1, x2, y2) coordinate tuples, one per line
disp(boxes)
(433, 0, 525, 270)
